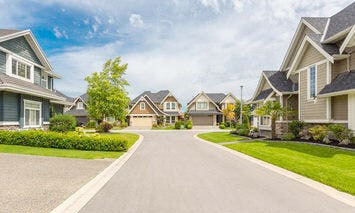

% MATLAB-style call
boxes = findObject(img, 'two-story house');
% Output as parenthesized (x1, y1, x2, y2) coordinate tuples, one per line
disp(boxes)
(249, 2, 355, 137)
(65, 93, 89, 126)
(186, 92, 238, 126)
(0, 29, 68, 129)
(128, 90, 182, 127)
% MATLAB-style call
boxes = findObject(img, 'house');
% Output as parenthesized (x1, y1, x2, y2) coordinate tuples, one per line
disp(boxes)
(128, 90, 182, 127)
(0, 29, 68, 130)
(65, 93, 89, 126)
(186, 92, 238, 126)
(248, 2, 355, 137)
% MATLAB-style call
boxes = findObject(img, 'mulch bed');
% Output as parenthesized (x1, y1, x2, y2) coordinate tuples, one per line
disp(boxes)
(264, 138, 355, 149)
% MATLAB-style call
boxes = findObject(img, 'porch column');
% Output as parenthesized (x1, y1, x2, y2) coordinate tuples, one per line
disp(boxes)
(348, 94, 355, 133)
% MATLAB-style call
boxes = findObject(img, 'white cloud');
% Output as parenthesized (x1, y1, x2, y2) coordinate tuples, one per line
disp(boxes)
(129, 14, 144, 28)
(199, 0, 220, 13)
(53, 27, 68, 39)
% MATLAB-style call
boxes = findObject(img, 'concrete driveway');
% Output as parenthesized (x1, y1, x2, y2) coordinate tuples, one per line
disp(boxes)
(80, 131, 354, 213)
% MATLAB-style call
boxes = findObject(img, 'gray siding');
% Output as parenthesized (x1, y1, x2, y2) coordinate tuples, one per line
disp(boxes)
(0, 51, 6, 73)
(0, 36, 42, 65)
(51, 103, 64, 116)
(0, 92, 20, 121)
(34, 66, 41, 85)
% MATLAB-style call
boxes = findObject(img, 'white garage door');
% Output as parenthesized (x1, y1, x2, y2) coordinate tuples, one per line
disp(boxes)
(131, 116, 154, 127)
(191, 115, 213, 126)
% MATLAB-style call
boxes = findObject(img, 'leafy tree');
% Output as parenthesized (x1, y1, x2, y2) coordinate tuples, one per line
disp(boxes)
(222, 103, 235, 123)
(234, 100, 252, 127)
(85, 57, 130, 122)
(255, 101, 290, 139)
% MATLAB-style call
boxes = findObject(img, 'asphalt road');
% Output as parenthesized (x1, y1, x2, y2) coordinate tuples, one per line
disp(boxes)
(80, 131, 354, 213)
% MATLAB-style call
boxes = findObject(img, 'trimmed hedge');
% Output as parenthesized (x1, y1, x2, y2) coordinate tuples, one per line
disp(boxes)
(49, 114, 76, 132)
(0, 130, 127, 152)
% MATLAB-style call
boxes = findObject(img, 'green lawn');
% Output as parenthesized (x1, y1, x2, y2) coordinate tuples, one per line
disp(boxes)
(0, 132, 139, 159)
(225, 141, 355, 195)
(198, 132, 244, 143)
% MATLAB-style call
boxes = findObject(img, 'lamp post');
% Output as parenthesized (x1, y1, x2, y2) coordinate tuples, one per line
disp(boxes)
(240, 85, 243, 125)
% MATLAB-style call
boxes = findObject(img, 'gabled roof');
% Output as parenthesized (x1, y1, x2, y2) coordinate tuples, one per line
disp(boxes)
(186, 92, 223, 111)
(0, 73, 64, 101)
(53, 90, 74, 102)
(302, 17, 328, 34)
(253, 88, 273, 102)
(79, 93, 89, 103)
(205, 93, 226, 104)
(64, 109, 88, 117)
(263, 71, 298, 93)
(131, 90, 170, 104)
(323, 2, 355, 42)
(318, 70, 355, 97)
(0, 29, 21, 37)
(128, 95, 167, 116)
(307, 34, 339, 55)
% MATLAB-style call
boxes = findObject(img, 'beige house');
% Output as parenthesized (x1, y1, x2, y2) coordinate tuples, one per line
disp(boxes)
(186, 92, 238, 126)
(249, 2, 355, 136)
(128, 90, 182, 127)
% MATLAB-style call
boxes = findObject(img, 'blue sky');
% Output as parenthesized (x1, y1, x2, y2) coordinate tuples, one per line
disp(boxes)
(0, 0, 353, 105)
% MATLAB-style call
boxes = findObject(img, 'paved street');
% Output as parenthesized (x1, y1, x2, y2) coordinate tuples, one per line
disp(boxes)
(80, 131, 354, 213)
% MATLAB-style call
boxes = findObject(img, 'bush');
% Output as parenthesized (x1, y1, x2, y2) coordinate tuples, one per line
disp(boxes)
(281, 132, 296, 141)
(86, 120, 97, 128)
(238, 128, 250, 136)
(96, 121, 113, 133)
(328, 124, 353, 143)
(288, 120, 305, 137)
(185, 120, 193, 129)
(219, 123, 225, 129)
(152, 123, 158, 128)
(175, 121, 182, 129)
(225, 121, 231, 127)
(309, 125, 328, 142)
(120, 121, 128, 128)
(49, 114, 76, 132)
(0, 130, 127, 151)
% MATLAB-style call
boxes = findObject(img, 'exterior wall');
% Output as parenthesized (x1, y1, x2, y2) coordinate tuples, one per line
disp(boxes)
(34, 66, 42, 86)
(51, 103, 64, 115)
(188, 94, 217, 111)
(283, 94, 298, 120)
(0, 91, 20, 122)
(349, 94, 355, 132)
(331, 95, 348, 120)
(0, 36, 42, 65)
(161, 96, 180, 111)
(0, 51, 6, 73)
(332, 59, 347, 79)
(261, 79, 271, 90)
(297, 44, 325, 70)
(289, 73, 299, 83)
(299, 62, 327, 120)
(130, 100, 156, 114)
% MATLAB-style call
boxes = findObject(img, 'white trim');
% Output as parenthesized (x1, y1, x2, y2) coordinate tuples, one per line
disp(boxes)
(0, 46, 45, 71)
(128, 96, 164, 116)
(320, 18, 330, 42)
(140, 102, 145, 110)
(263, 91, 275, 103)
(0, 121, 20, 126)
(159, 92, 181, 106)
(0, 84, 65, 101)
(348, 94, 355, 132)
(287, 36, 333, 78)
(318, 89, 355, 98)
(43, 121, 50, 125)
(302, 19, 322, 34)
(339, 26, 355, 54)
(326, 61, 332, 120)
(294, 59, 328, 74)
(6, 55, 34, 83)
(143, 95, 168, 115)
(262, 72, 282, 95)
(322, 26, 353, 43)
(220, 92, 239, 103)
(307, 64, 317, 100)
(196, 101, 209, 110)
(130, 114, 156, 117)
(69, 96, 88, 110)
(23, 99, 42, 128)
(249, 74, 265, 103)
(186, 92, 221, 111)
(302, 119, 348, 124)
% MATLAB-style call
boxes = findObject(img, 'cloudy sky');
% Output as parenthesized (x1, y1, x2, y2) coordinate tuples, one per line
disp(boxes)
(0, 0, 352, 105)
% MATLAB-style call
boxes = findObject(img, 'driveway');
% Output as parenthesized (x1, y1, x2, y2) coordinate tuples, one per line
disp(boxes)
(0, 153, 113, 213)
(80, 131, 354, 213)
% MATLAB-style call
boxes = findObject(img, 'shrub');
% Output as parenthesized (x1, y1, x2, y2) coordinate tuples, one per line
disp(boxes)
(225, 121, 231, 127)
(185, 120, 193, 129)
(152, 123, 158, 128)
(96, 121, 113, 133)
(281, 132, 296, 141)
(328, 124, 353, 143)
(174, 121, 182, 129)
(120, 121, 128, 128)
(0, 130, 127, 151)
(309, 125, 328, 142)
(238, 128, 250, 136)
(231, 120, 236, 128)
(49, 114, 76, 132)
(86, 120, 97, 128)
(219, 123, 225, 129)
(288, 120, 305, 138)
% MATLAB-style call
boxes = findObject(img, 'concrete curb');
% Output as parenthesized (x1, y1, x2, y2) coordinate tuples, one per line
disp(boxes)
(194, 134, 355, 207)
(111, 129, 230, 132)
(51, 134, 144, 213)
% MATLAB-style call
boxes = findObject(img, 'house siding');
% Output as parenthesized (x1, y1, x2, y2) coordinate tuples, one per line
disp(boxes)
(34, 66, 41, 85)
(261, 79, 271, 90)
(0, 92, 20, 121)
(0, 51, 6, 73)
(331, 95, 348, 120)
(0, 36, 42, 65)
(131, 101, 155, 114)
(51, 103, 64, 115)
(297, 44, 326, 70)
(299, 63, 327, 120)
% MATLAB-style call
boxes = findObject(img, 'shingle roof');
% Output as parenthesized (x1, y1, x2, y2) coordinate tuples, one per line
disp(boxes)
(253, 88, 273, 102)
(307, 34, 339, 55)
(318, 70, 355, 95)
(80, 93, 88, 103)
(0, 29, 22, 37)
(186, 110, 222, 115)
(64, 109, 88, 117)
(53, 90, 74, 102)
(0, 73, 64, 100)
(263, 71, 298, 92)
(323, 2, 355, 41)
(302, 17, 328, 33)
(131, 90, 170, 104)
(205, 93, 226, 104)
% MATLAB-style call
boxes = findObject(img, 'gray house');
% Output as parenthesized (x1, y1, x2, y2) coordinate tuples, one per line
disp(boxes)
(65, 93, 89, 126)
(0, 29, 68, 130)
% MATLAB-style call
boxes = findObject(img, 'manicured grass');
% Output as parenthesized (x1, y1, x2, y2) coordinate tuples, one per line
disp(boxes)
(198, 132, 244, 143)
(0, 132, 139, 159)
(152, 125, 175, 130)
(225, 141, 355, 195)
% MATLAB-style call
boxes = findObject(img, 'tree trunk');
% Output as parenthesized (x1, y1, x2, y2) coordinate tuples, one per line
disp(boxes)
(271, 117, 276, 139)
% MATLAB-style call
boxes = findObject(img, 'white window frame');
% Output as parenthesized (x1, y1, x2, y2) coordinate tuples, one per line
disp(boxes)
(77, 101, 84, 109)
(164, 102, 177, 111)
(171, 116, 176, 123)
(307, 65, 317, 100)
(7, 55, 34, 83)
(23, 99, 42, 128)
(140, 102, 146, 110)
(166, 116, 171, 123)
(165, 102, 171, 110)
(196, 101, 208, 110)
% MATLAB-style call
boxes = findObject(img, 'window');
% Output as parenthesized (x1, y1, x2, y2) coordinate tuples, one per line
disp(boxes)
(171, 116, 176, 123)
(165, 102, 177, 111)
(140, 102, 145, 110)
(308, 65, 316, 99)
(166, 116, 171, 123)
(197, 102, 208, 110)
(11, 59, 31, 80)
(77, 102, 84, 109)
(24, 100, 41, 127)
(260, 116, 270, 126)
(41, 75, 47, 88)
(48, 77, 52, 90)
(165, 102, 170, 110)
(171, 102, 176, 110)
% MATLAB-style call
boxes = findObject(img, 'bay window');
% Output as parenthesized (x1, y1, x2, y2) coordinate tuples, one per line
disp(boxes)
(24, 100, 41, 127)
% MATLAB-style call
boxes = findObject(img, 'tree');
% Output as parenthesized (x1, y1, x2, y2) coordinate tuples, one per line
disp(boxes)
(234, 100, 252, 127)
(255, 101, 290, 139)
(222, 103, 235, 123)
(85, 57, 130, 122)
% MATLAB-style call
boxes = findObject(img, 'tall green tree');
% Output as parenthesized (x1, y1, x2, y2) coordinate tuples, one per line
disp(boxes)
(234, 100, 252, 127)
(255, 101, 290, 139)
(85, 57, 130, 122)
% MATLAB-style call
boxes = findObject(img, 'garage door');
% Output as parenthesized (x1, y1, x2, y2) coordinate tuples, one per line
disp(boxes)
(131, 116, 154, 127)
(191, 115, 213, 126)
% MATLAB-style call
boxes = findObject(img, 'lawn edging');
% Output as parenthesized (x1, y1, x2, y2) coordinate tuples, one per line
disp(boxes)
(51, 133, 144, 213)
(194, 134, 355, 207)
